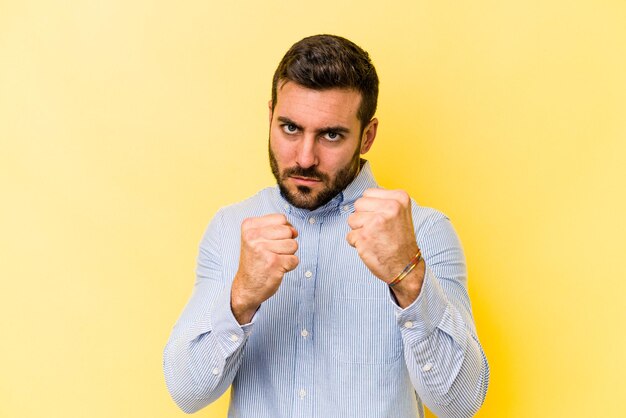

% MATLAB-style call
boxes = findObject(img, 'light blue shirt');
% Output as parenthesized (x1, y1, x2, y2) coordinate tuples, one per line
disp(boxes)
(164, 162, 489, 417)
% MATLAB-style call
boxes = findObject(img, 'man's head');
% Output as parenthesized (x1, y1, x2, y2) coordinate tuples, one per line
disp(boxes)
(269, 35, 379, 210)
(271, 34, 379, 132)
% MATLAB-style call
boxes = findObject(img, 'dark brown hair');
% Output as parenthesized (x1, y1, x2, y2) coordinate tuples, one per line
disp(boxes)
(271, 34, 379, 130)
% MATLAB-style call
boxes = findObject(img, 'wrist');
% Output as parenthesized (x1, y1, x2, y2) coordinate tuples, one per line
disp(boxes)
(231, 296, 258, 325)
(390, 259, 425, 308)
(230, 280, 259, 325)
(388, 249, 421, 287)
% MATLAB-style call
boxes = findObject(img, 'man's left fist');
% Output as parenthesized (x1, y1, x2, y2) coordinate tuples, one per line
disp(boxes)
(347, 188, 420, 284)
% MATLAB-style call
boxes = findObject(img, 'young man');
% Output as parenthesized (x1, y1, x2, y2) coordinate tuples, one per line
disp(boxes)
(164, 34, 489, 418)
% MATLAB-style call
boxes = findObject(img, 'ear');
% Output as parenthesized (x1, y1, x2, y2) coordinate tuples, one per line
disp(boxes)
(360, 118, 378, 154)
(268, 100, 273, 123)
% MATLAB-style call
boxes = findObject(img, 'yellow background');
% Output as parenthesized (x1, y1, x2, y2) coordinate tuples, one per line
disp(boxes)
(1, 1, 624, 417)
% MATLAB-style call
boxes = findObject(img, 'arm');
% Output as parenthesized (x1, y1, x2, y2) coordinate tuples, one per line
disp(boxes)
(347, 189, 489, 417)
(393, 216, 489, 417)
(163, 211, 299, 413)
(163, 210, 250, 413)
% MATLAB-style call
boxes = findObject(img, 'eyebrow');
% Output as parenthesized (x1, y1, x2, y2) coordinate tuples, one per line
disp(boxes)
(277, 116, 351, 135)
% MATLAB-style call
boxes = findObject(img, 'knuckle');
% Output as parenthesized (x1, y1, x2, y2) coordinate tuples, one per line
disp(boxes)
(241, 217, 254, 230)
(386, 199, 401, 215)
(287, 255, 299, 270)
(270, 213, 287, 224)
(266, 253, 280, 269)
(243, 227, 261, 242)
(372, 214, 386, 227)
(396, 190, 410, 205)
(275, 225, 292, 240)
(249, 240, 265, 254)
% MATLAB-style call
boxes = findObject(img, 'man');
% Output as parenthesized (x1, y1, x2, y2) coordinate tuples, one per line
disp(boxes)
(164, 34, 489, 418)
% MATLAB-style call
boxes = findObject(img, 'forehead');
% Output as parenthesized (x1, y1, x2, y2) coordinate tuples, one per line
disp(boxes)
(274, 81, 362, 127)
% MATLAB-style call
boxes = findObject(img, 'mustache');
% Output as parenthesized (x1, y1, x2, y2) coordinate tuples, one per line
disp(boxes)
(283, 166, 329, 182)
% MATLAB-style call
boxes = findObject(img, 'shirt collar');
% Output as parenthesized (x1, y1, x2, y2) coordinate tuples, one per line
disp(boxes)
(339, 159, 378, 205)
(273, 159, 378, 218)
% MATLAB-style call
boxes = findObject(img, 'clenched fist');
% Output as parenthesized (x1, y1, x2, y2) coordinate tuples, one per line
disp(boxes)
(347, 188, 424, 307)
(231, 214, 299, 324)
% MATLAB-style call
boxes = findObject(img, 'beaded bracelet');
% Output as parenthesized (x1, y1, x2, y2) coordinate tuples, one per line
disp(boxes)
(388, 250, 422, 287)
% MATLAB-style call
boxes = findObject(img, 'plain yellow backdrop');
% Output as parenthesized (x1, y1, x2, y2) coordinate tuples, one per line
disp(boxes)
(1, 1, 625, 417)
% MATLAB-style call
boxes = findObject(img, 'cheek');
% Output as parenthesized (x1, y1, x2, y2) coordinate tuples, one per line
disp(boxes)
(270, 135, 296, 166)
(323, 148, 357, 173)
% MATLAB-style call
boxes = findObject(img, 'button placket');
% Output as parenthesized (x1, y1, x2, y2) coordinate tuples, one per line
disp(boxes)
(291, 215, 320, 417)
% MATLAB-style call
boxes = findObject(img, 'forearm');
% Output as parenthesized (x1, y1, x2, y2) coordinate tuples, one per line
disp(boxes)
(395, 269, 489, 417)
(403, 329, 489, 417)
(164, 333, 243, 413)
(414, 333, 489, 417)
(164, 285, 252, 413)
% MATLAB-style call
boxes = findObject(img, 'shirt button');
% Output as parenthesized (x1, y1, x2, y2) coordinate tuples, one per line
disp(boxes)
(230, 334, 239, 342)
(308, 217, 316, 224)
(404, 321, 413, 329)
(301, 329, 309, 337)
(211, 368, 220, 375)
(299, 389, 306, 399)
(342, 205, 350, 212)
(284, 204, 289, 211)
(422, 362, 433, 372)
(304, 270, 313, 278)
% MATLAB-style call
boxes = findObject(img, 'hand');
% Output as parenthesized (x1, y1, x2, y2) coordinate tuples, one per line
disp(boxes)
(231, 214, 299, 324)
(347, 189, 424, 306)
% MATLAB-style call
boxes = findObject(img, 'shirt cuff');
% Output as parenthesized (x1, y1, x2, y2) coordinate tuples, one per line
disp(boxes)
(390, 266, 449, 345)
(209, 285, 255, 357)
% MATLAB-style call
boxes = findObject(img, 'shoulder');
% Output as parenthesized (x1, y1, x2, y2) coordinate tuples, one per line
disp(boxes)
(215, 186, 282, 224)
(409, 199, 464, 260)
(409, 199, 462, 243)
(409, 199, 450, 230)
(200, 186, 278, 242)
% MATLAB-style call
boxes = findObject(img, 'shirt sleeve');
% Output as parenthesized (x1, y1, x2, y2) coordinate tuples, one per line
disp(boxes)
(391, 214, 490, 418)
(163, 210, 253, 413)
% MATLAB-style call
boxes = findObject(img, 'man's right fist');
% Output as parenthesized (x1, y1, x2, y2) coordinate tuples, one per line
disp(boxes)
(231, 214, 299, 324)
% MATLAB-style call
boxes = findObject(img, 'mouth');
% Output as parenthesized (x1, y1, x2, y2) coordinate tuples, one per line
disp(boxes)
(289, 175, 322, 186)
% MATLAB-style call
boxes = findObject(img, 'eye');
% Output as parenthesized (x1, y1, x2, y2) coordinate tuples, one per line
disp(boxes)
(281, 123, 299, 134)
(323, 131, 342, 142)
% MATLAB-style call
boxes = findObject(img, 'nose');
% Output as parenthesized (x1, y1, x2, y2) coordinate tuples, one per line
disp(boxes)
(295, 136, 318, 169)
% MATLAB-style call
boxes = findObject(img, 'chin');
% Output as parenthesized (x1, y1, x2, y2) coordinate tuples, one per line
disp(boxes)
(279, 185, 318, 210)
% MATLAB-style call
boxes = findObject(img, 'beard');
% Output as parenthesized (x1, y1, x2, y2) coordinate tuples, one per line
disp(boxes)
(269, 141, 362, 210)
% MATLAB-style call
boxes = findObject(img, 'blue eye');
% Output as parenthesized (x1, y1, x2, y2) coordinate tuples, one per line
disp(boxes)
(323, 131, 341, 142)
(282, 124, 298, 134)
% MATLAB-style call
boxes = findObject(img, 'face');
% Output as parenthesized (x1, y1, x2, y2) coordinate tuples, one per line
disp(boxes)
(269, 81, 378, 210)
